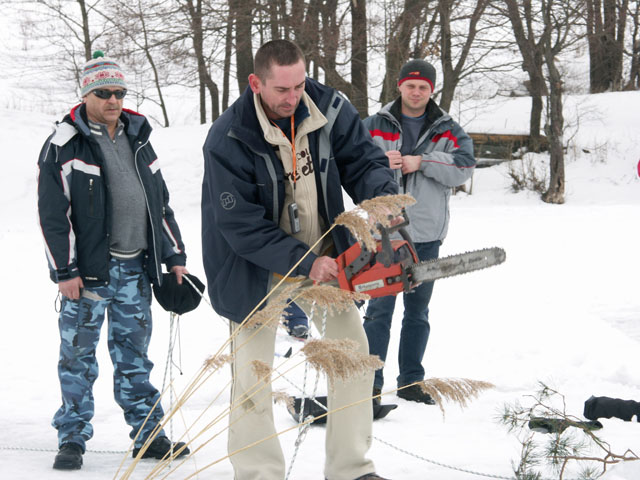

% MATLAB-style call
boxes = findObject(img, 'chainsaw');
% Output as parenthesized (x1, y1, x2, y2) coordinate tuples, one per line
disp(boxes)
(336, 215, 506, 298)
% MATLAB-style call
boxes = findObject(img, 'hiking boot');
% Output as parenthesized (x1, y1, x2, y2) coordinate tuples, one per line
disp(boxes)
(289, 324, 309, 340)
(372, 386, 382, 406)
(397, 384, 436, 405)
(132, 436, 190, 459)
(53, 442, 83, 470)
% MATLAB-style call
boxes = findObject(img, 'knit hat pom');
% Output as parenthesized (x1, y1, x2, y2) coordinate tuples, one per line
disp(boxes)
(92, 50, 105, 59)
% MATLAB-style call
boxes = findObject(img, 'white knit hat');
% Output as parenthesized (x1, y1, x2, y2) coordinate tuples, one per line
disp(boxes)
(80, 51, 127, 97)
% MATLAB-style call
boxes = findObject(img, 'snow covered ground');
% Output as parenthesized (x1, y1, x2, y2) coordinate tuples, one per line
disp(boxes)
(1, 90, 639, 480)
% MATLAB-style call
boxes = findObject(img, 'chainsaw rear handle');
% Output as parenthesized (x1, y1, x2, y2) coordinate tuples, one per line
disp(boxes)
(376, 211, 416, 268)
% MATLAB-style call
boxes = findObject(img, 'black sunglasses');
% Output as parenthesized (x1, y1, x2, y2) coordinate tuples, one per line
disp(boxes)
(92, 89, 127, 100)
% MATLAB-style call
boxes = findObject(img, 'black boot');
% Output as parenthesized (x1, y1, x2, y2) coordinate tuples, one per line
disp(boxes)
(397, 384, 436, 405)
(53, 442, 83, 470)
(132, 436, 190, 459)
(372, 387, 382, 406)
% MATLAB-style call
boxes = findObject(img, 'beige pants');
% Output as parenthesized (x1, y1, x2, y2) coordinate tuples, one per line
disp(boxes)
(228, 279, 375, 480)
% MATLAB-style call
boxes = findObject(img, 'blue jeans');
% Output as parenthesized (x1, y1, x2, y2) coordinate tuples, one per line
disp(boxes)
(52, 257, 165, 450)
(363, 241, 440, 389)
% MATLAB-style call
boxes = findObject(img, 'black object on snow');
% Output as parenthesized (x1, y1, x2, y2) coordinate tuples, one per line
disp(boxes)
(584, 395, 640, 422)
(528, 416, 603, 434)
(287, 396, 397, 425)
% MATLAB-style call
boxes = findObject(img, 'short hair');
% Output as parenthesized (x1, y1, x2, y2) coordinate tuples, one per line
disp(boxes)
(254, 40, 305, 81)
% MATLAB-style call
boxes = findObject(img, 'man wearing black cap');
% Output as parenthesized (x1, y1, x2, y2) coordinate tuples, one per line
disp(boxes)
(363, 59, 476, 405)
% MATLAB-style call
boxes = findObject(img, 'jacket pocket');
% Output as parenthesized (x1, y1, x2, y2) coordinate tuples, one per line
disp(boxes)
(86, 176, 105, 219)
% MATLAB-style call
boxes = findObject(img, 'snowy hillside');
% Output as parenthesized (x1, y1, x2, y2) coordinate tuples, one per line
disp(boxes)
(1, 90, 639, 480)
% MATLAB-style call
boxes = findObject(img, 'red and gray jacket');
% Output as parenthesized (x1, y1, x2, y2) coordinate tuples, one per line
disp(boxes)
(37, 104, 186, 287)
(364, 98, 476, 243)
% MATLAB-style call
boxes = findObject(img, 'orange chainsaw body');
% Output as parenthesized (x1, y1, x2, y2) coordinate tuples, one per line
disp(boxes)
(336, 236, 418, 298)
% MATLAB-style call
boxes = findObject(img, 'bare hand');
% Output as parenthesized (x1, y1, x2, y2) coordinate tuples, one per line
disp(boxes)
(309, 256, 338, 283)
(59, 276, 84, 300)
(171, 265, 189, 285)
(386, 150, 403, 170)
(401, 155, 422, 174)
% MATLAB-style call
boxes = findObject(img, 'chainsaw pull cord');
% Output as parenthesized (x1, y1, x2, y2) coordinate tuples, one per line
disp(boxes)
(271, 114, 297, 200)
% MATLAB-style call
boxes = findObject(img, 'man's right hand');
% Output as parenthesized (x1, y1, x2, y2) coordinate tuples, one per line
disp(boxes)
(386, 150, 403, 170)
(59, 276, 84, 300)
(309, 256, 339, 283)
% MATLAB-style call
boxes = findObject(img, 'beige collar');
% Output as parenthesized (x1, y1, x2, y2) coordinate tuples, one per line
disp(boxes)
(254, 91, 328, 147)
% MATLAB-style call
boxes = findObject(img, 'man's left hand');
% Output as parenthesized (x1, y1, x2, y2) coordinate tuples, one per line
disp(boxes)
(171, 265, 189, 284)
(401, 155, 422, 174)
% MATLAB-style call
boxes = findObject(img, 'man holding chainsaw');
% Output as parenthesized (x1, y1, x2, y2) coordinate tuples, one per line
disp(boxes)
(363, 59, 476, 404)
(201, 40, 396, 480)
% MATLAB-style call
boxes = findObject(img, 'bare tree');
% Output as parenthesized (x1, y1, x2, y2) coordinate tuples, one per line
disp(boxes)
(178, 0, 223, 122)
(99, 0, 174, 126)
(378, 0, 438, 105)
(586, 0, 629, 93)
(501, 0, 549, 152)
(625, 1, 640, 89)
(500, 0, 583, 204)
(437, 0, 489, 111)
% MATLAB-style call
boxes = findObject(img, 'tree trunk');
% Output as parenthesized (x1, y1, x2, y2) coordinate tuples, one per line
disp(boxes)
(231, 0, 254, 93)
(138, 0, 169, 127)
(223, 12, 232, 110)
(586, 0, 629, 93)
(542, 82, 564, 203)
(541, 10, 565, 204)
(503, 0, 547, 151)
(380, 0, 428, 105)
(625, 3, 640, 89)
(76, 0, 92, 60)
(350, 0, 368, 117)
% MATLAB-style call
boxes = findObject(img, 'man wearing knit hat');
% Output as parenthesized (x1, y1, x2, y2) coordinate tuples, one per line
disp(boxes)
(363, 59, 476, 405)
(38, 52, 190, 470)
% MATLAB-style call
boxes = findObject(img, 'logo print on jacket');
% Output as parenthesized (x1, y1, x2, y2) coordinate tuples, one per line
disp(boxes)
(284, 147, 314, 183)
(220, 192, 236, 210)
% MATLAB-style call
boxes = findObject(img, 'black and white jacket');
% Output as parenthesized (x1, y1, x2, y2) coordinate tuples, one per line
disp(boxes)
(37, 104, 186, 287)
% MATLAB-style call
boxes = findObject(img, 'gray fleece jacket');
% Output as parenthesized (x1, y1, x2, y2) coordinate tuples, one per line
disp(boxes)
(363, 98, 476, 243)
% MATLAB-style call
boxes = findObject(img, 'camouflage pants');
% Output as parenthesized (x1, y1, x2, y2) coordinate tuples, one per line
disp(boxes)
(52, 257, 165, 450)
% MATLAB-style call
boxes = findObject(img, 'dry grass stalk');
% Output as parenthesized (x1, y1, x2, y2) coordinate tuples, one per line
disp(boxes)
(273, 390, 294, 411)
(204, 354, 232, 371)
(245, 283, 300, 329)
(301, 339, 383, 386)
(359, 194, 416, 227)
(296, 285, 369, 314)
(251, 360, 272, 383)
(334, 210, 377, 251)
(417, 378, 495, 416)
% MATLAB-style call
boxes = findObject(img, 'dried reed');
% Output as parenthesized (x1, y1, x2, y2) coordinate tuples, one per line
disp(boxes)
(204, 354, 232, 371)
(334, 210, 377, 251)
(301, 338, 383, 386)
(245, 283, 300, 328)
(360, 193, 416, 227)
(251, 360, 273, 383)
(273, 390, 295, 411)
(417, 378, 495, 416)
(296, 284, 369, 314)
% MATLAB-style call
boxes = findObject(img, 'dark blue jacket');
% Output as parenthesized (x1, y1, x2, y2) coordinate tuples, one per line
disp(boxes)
(37, 104, 186, 287)
(202, 78, 397, 323)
